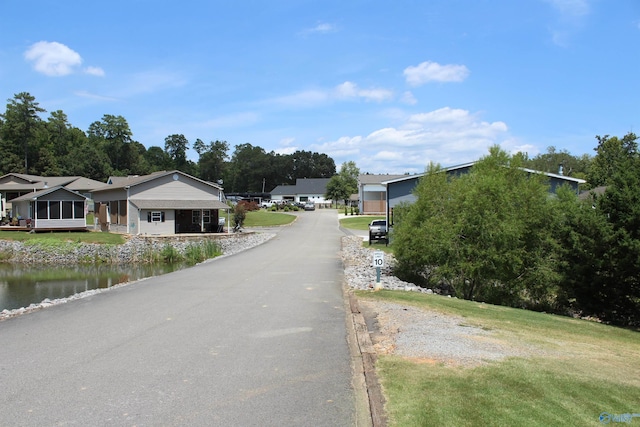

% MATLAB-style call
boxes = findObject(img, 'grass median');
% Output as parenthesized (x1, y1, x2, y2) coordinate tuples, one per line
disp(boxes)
(339, 215, 385, 230)
(357, 290, 640, 427)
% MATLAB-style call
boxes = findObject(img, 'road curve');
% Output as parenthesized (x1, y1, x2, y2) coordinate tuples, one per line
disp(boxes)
(0, 209, 359, 426)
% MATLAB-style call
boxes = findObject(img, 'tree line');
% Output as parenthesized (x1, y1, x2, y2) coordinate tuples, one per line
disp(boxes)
(0, 92, 336, 192)
(393, 135, 640, 327)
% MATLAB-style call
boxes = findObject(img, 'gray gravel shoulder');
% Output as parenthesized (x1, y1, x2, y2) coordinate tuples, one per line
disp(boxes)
(341, 235, 543, 367)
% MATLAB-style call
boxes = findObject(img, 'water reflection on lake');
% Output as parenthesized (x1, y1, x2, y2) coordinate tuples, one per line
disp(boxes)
(0, 263, 185, 311)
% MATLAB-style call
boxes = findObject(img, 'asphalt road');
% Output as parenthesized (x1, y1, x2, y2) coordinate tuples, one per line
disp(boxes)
(0, 209, 359, 426)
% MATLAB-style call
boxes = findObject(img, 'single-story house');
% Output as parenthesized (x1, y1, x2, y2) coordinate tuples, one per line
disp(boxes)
(269, 178, 332, 206)
(383, 162, 586, 225)
(92, 170, 229, 235)
(8, 186, 88, 231)
(357, 174, 407, 215)
(0, 173, 104, 219)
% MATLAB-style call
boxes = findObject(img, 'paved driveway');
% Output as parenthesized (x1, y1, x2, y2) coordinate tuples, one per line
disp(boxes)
(0, 209, 357, 426)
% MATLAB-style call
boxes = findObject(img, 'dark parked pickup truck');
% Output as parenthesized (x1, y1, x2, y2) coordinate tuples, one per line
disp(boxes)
(368, 219, 388, 245)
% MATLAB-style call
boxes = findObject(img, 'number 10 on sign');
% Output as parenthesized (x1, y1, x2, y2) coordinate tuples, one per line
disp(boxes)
(373, 251, 384, 268)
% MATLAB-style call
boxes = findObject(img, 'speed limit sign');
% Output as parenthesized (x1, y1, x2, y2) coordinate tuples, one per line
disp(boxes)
(373, 250, 384, 268)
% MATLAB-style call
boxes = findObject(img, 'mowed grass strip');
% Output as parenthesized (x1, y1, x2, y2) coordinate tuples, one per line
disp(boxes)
(222, 209, 297, 227)
(0, 230, 126, 244)
(358, 290, 640, 427)
(339, 215, 385, 230)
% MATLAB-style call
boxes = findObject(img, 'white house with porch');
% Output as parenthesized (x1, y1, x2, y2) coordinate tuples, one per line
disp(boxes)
(92, 170, 228, 235)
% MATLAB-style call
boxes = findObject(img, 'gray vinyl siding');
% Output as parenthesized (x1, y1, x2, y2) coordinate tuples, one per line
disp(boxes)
(129, 174, 220, 201)
(138, 209, 176, 235)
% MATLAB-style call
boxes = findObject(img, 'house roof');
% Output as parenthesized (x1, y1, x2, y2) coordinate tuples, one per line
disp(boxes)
(131, 199, 229, 210)
(10, 186, 88, 202)
(269, 184, 295, 196)
(358, 174, 407, 185)
(0, 173, 104, 192)
(578, 186, 607, 200)
(94, 170, 222, 192)
(295, 178, 330, 194)
(381, 162, 587, 185)
(269, 178, 331, 196)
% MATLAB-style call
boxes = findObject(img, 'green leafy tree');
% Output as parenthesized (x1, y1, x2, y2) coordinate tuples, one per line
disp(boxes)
(164, 134, 189, 171)
(521, 146, 591, 182)
(289, 150, 336, 179)
(88, 114, 134, 173)
(394, 147, 559, 308)
(224, 143, 270, 192)
(145, 146, 174, 172)
(0, 92, 46, 173)
(588, 133, 638, 187)
(552, 186, 616, 319)
(593, 147, 640, 325)
(325, 161, 359, 206)
(194, 139, 228, 183)
(325, 175, 350, 207)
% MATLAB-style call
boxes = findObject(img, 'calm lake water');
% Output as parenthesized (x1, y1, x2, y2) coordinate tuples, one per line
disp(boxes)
(0, 263, 185, 311)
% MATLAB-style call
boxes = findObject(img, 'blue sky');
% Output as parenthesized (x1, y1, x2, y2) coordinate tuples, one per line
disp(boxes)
(1, 0, 638, 174)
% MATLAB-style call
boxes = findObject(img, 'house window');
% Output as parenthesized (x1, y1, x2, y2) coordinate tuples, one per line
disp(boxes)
(49, 201, 61, 219)
(148, 211, 165, 222)
(203, 210, 211, 224)
(74, 201, 84, 219)
(37, 201, 48, 219)
(192, 210, 201, 224)
(62, 201, 73, 219)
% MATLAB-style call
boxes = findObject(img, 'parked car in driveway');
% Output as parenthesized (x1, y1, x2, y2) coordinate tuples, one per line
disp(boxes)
(303, 202, 315, 211)
(368, 219, 388, 245)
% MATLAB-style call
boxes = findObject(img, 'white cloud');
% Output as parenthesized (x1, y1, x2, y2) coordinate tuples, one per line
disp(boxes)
(400, 91, 417, 105)
(404, 61, 470, 86)
(274, 146, 298, 155)
(24, 41, 82, 76)
(544, 0, 591, 46)
(544, 0, 590, 18)
(271, 89, 330, 107)
(335, 81, 358, 98)
(74, 90, 118, 102)
(274, 137, 298, 155)
(300, 22, 337, 35)
(312, 107, 510, 174)
(270, 81, 393, 108)
(84, 66, 105, 77)
(358, 87, 394, 102)
(24, 41, 105, 77)
(334, 81, 393, 102)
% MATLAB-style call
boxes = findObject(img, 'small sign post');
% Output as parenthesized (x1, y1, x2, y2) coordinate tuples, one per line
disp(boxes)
(373, 250, 384, 290)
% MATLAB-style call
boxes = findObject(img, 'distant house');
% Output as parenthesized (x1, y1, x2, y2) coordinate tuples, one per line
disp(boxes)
(383, 162, 586, 225)
(269, 178, 332, 206)
(91, 170, 228, 235)
(0, 173, 104, 219)
(8, 186, 88, 231)
(357, 174, 407, 215)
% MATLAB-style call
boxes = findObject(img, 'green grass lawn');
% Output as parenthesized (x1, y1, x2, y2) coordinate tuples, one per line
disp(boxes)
(221, 210, 297, 227)
(358, 290, 640, 427)
(0, 230, 126, 244)
(339, 215, 385, 230)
